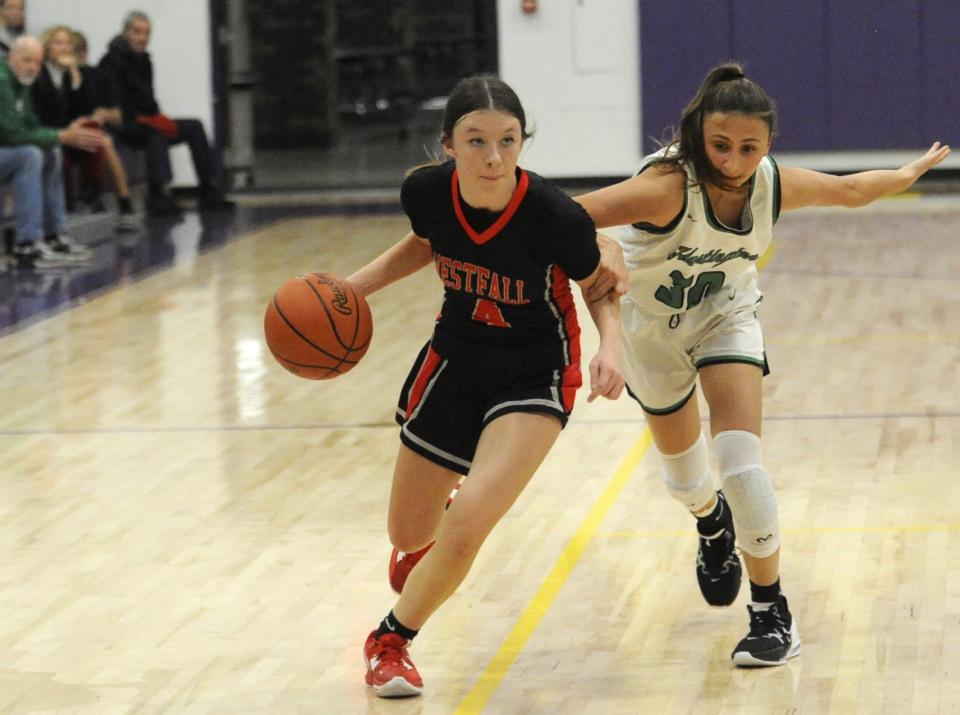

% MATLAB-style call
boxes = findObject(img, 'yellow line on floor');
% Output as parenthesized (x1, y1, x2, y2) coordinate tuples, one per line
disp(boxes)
(757, 240, 777, 271)
(596, 523, 960, 539)
(454, 429, 653, 714)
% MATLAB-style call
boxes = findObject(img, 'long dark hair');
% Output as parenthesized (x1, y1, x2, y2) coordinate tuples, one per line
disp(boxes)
(441, 74, 533, 144)
(657, 62, 777, 189)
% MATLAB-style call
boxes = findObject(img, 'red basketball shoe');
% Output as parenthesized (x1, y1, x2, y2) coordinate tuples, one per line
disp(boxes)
(364, 631, 423, 697)
(389, 543, 434, 594)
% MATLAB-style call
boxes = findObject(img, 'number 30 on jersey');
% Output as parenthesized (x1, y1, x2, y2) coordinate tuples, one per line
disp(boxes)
(655, 270, 726, 310)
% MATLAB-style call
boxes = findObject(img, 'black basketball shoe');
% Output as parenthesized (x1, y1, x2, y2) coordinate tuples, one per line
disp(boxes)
(696, 490, 742, 606)
(731, 596, 801, 666)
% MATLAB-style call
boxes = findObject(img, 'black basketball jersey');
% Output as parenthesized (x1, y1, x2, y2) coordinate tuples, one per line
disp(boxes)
(401, 161, 600, 368)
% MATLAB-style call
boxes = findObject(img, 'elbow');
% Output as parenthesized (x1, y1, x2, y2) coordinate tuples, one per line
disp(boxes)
(838, 181, 872, 209)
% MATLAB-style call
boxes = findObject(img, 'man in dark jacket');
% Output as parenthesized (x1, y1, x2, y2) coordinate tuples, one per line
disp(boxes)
(98, 10, 232, 215)
(0, 36, 105, 267)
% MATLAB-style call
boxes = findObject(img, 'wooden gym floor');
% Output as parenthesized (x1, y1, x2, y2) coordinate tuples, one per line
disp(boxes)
(0, 193, 958, 714)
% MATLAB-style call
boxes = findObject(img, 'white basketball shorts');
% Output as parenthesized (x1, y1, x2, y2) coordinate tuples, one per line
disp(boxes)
(620, 271, 767, 414)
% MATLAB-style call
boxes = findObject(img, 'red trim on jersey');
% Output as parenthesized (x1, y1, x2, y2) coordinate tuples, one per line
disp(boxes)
(548, 264, 581, 370)
(405, 347, 443, 419)
(451, 169, 530, 245)
(560, 362, 582, 413)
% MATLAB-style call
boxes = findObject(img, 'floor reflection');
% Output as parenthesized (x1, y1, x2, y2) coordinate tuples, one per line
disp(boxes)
(0, 201, 402, 336)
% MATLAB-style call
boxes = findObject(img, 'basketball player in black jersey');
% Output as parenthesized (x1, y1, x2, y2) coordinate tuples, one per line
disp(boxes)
(347, 75, 625, 698)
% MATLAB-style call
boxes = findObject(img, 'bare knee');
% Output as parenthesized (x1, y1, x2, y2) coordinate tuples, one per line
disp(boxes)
(435, 515, 490, 562)
(388, 519, 435, 553)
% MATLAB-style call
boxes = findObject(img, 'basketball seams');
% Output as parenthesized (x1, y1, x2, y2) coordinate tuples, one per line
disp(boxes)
(344, 279, 368, 352)
(271, 296, 360, 365)
(300, 273, 351, 350)
(267, 346, 342, 378)
(264, 272, 373, 380)
(283, 282, 351, 375)
(303, 273, 372, 353)
(342, 278, 373, 352)
(299, 276, 352, 375)
(300, 275, 362, 374)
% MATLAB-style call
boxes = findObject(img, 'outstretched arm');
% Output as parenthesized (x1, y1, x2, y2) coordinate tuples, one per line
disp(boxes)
(780, 142, 951, 211)
(575, 264, 624, 403)
(346, 232, 433, 297)
(575, 166, 686, 228)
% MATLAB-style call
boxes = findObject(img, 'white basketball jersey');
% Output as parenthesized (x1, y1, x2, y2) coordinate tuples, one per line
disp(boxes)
(614, 148, 780, 316)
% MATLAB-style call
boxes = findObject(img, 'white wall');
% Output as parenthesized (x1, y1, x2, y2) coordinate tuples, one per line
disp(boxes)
(27, 1, 213, 187)
(497, 0, 640, 178)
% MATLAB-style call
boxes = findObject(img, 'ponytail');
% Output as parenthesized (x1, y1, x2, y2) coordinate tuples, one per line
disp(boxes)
(655, 62, 777, 190)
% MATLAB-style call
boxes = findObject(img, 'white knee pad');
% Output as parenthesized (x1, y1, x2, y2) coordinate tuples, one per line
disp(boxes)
(659, 432, 716, 512)
(714, 430, 780, 558)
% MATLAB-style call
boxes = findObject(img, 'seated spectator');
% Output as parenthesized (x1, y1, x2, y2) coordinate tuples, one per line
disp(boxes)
(32, 25, 139, 231)
(98, 11, 233, 215)
(0, 0, 24, 58)
(74, 30, 140, 230)
(0, 36, 105, 268)
(72, 31, 121, 128)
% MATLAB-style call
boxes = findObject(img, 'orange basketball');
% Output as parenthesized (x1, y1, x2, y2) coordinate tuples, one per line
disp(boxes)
(263, 272, 373, 380)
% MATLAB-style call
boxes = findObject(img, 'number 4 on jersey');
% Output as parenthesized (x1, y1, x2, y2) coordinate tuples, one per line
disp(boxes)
(472, 298, 511, 327)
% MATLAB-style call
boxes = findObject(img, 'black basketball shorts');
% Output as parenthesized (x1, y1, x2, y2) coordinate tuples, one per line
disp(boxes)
(395, 340, 582, 475)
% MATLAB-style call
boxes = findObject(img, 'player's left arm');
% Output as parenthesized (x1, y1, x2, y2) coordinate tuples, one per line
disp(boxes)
(346, 231, 433, 297)
(575, 259, 624, 403)
(779, 142, 951, 211)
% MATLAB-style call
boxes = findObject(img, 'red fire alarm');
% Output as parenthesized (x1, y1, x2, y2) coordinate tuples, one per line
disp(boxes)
(522, 0, 537, 13)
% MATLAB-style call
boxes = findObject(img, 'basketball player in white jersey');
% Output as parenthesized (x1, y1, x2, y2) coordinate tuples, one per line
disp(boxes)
(576, 62, 950, 666)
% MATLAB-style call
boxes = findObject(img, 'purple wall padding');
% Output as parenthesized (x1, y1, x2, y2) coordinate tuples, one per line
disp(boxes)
(638, 2, 733, 152)
(730, 3, 828, 151)
(826, 2, 922, 148)
(921, 0, 959, 142)
(639, 1, 954, 155)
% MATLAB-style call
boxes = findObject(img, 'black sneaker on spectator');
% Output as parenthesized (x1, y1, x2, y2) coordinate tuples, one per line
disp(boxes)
(13, 242, 79, 269)
(46, 234, 93, 261)
(75, 196, 107, 214)
(87, 196, 107, 213)
(198, 186, 236, 211)
(147, 193, 183, 216)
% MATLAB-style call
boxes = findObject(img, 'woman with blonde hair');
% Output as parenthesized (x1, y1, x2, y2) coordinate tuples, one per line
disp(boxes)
(32, 25, 139, 231)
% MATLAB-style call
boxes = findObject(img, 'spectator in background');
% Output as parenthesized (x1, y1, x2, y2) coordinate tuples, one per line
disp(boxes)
(32, 26, 139, 231)
(0, 36, 104, 268)
(72, 31, 122, 129)
(98, 10, 233, 215)
(0, 0, 25, 57)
